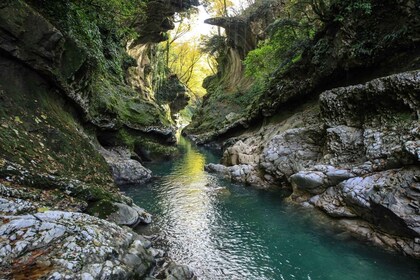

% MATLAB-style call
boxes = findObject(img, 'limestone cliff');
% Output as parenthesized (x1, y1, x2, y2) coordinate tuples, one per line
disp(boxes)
(0, 0, 197, 278)
(184, 0, 284, 140)
(197, 0, 420, 258)
(187, 0, 420, 144)
(206, 70, 420, 258)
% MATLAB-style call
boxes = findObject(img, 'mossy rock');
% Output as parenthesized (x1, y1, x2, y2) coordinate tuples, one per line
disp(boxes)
(86, 199, 118, 219)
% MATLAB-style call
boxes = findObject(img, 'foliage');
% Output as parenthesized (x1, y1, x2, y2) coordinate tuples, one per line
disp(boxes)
(28, 0, 147, 85)
(201, 35, 228, 56)
(334, 0, 372, 22)
(201, 0, 234, 16)
(26, 0, 175, 128)
(168, 39, 214, 96)
(243, 1, 316, 82)
(29, 0, 147, 41)
(243, 0, 373, 83)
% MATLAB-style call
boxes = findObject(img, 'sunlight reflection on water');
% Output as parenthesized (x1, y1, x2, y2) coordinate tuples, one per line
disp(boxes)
(124, 137, 420, 280)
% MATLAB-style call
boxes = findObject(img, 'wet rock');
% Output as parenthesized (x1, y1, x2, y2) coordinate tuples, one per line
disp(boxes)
(308, 165, 356, 186)
(325, 169, 355, 186)
(260, 126, 323, 179)
(205, 163, 267, 188)
(100, 147, 152, 185)
(312, 188, 357, 218)
(338, 219, 420, 258)
(164, 263, 196, 280)
(204, 163, 231, 179)
(107, 203, 152, 227)
(110, 159, 152, 185)
(339, 167, 420, 238)
(290, 171, 327, 195)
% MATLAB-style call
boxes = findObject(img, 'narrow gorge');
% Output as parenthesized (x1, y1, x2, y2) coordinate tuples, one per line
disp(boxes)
(0, 0, 419, 279)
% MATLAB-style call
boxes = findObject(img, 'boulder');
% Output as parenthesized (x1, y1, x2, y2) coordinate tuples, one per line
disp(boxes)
(100, 147, 152, 185)
(205, 163, 267, 188)
(108, 203, 152, 227)
(339, 167, 420, 238)
(0, 210, 154, 279)
(260, 126, 324, 179)
(109, 159, 153, 185)
(165, 263, 196, 280)
(290, 171, 327, 195)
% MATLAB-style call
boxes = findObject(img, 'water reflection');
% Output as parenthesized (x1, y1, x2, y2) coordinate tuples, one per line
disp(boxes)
(155, 137, 238, 277)
(125, 137, 420, 280)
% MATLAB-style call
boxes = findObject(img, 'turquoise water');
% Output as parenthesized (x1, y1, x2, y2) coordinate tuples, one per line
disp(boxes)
(123, 137, 420, 280)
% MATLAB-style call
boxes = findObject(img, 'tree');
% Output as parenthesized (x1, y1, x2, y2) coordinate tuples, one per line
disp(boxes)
(201, 0, 234, 17)
(167, 39, 214, 96)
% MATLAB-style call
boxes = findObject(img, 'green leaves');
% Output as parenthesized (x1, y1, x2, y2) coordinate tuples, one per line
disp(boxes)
(243, 8, 311, 83)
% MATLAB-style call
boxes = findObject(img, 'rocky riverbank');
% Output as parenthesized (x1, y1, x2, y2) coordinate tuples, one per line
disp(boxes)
(0, 196, 195, 280)
(203, 70, 420, 258)
(0, 160, 196, 279)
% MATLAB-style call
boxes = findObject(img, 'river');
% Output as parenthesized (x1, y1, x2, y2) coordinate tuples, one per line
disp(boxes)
(122, 137, 420, 280)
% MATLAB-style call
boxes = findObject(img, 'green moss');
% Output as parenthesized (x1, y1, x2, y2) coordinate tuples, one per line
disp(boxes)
(187, 82, 265, 135)
(0, 52, 115, 192)
(86, 199, 118, 219)
(72, 184, 115, 202)
(113, 129, 179, 160)
(89, 75, 171, 128)
(135, 138, 180, 160)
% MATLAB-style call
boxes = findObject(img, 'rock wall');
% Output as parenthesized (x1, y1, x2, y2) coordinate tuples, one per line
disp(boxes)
(206, 71, 420, 257)
(184, 0, 284, 140)
(0, 1, 197, 278)
(187, 0, 420, 143)
(189, 1, 420, 257)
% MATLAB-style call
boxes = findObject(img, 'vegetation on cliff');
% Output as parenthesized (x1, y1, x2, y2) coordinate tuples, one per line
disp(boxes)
(0, 0, 200, 222)
(186, 0, 420, 141)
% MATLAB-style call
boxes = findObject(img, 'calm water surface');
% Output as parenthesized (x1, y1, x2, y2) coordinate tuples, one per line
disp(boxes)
(123, 137, 420, 280)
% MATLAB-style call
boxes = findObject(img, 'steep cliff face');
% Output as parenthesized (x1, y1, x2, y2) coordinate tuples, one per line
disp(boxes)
(197, 0, 420, 258)
(184, 0, 284, 140)
(0, 1, 197, 278)
(255, 0, 420, 119)
(187, 0, 420, 143)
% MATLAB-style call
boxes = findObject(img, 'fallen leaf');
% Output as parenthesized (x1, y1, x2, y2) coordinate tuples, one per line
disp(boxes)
(37, 207, 49, 213)
(14, 116, 23, 124)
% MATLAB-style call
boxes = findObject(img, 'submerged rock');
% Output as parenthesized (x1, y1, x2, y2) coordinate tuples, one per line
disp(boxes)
(165, 263, 196, 280)
(205, 163, 267, 188)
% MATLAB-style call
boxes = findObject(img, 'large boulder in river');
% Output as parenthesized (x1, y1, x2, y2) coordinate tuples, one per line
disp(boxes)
(109, 159, 153, 186)
(99, 147, 153, 186)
